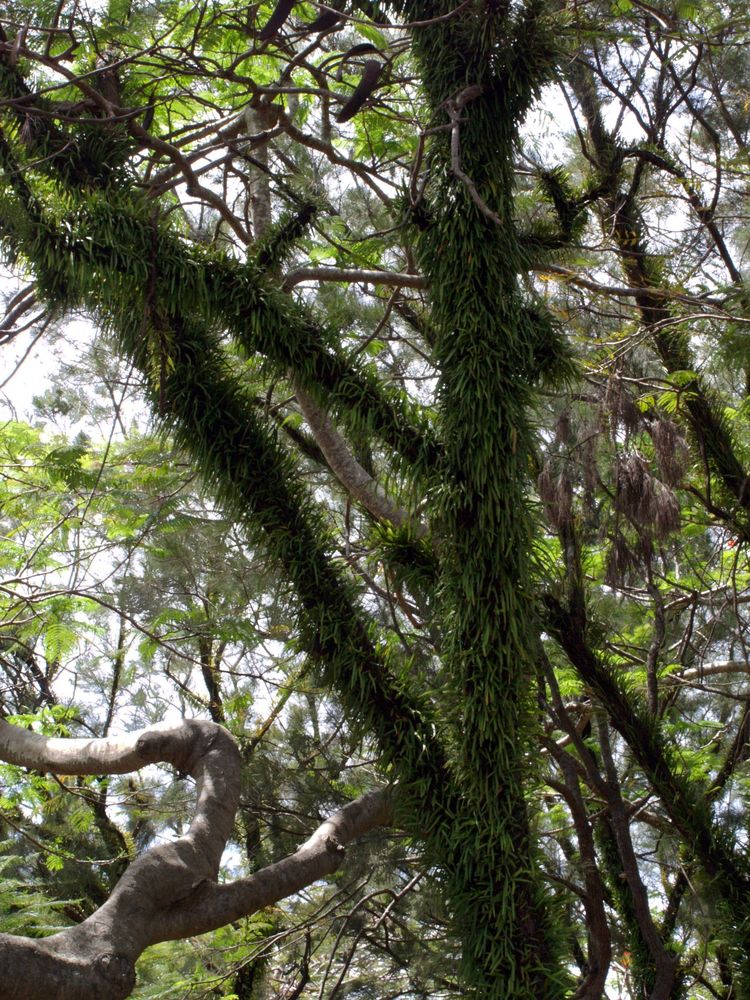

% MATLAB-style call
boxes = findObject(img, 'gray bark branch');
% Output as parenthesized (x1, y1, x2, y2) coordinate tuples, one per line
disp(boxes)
(0, 718, 392, 999)
(295, 382, 422, 532)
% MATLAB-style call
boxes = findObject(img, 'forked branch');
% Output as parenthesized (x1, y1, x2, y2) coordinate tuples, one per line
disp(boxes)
(0, 717, 392, 1000)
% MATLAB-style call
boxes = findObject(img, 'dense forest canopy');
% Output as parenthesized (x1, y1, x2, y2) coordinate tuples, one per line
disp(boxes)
(1, 0, 750, 997)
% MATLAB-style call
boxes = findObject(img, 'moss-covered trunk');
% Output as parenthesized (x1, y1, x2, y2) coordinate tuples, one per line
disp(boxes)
(396, 2, 565, 995)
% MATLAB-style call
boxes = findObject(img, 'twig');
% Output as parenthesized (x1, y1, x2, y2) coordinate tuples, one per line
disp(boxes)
(444, 85, 504, 225)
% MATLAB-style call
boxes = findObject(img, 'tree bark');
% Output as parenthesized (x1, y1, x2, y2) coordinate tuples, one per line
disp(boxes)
(0, 718, 392, 999)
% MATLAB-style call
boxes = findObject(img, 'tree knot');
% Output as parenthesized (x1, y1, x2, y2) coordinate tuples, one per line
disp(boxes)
(324, 834, 345, 856)
(94, 952, 136, 994)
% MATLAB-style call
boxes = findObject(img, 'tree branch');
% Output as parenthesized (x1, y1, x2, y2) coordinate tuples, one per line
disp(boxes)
(165, 788, 393, 939)
(282, 266, 427, 291)
(0, 716, 392, 999)
(0, 716, 240, 999)
(295, 382, 423, 532)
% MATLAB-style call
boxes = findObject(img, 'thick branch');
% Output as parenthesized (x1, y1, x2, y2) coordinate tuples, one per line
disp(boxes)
(0, 717, 392, 1000)
(0, 716, 240, 999)
(164, 788, 394, 939)
(295, 382, 421, 532)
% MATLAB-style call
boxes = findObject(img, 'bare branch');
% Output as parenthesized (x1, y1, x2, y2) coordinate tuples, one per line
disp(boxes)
(0, 717, 392, 999)
(295, 383, 423, 533)
(283, 266, 427, 291)
(166, 788, 394, 939)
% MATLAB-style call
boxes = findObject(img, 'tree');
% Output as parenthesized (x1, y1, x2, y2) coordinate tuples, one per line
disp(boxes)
(2, 1, 750, 998)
